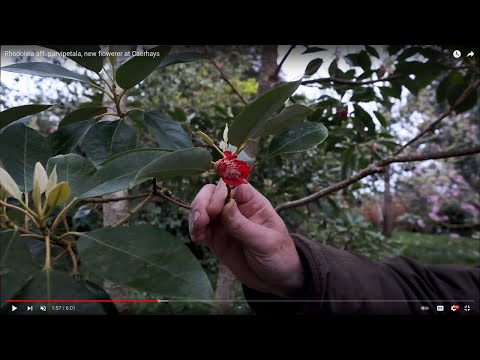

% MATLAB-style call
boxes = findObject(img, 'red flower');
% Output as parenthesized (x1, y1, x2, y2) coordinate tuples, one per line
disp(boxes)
(214, 151, 251, 187)
(338, 108, 348, 118)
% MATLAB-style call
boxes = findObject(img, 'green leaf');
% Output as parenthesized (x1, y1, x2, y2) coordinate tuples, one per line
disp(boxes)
(0, 231, 40, 307)
(305, 58, 323, 76)
(0, 124, 51, 192)
(443, 71, 478, 113)
(43, 45, 104, 73)
(47, 154, 95, 198)
(266, 122, 328, 159)
(59, 106, 108, 128)
(1, 62, 89, 83)
(374, 111, 388, 128)
(328, 59, 339, 77)
(0, 104, 53, 130)
(83, 120, 137, 167)
(0, 168, 23, 200)
(365, 45, 380, 59)
(350, 87, 376, 102)
(157, 52, 206, 69)
(229, 81, 301, 147)
(134, 148, 212, 184)
(255, 104, 313, 136)
(7, 269, 114, 314)
(353, 104, 375, 134)
(47, 120, 95, 156)
(302, 46, 326, 54)
(144, 111, 193, 149)
(79, 149, 168, 199)
(116, 45, 171, 89)
(436, 74, 450, 103)
(77, 225, 213, 299)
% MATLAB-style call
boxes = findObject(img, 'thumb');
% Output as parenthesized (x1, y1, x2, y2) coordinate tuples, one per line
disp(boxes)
(221, 199, 264, 249)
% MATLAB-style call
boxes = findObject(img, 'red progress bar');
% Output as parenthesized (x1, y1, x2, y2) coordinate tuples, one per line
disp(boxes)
(7, 299, 158, 303)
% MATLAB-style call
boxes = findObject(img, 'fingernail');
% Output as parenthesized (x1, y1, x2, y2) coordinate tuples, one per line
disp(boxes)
(189, 210, 200, 232)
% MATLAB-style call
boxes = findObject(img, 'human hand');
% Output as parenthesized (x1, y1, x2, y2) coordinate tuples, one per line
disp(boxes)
(189, 180, 305, 298)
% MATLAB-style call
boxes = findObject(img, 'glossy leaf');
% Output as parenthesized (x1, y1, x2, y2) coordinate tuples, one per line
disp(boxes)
(144, 111, 193, 149)
(350, 87, 376, 102)
(229, 81, 301, 147)
(0, 124, 51, 192)
(43, 45, 104, 73)
(46, 154, 95, 198)
(0, 231, 40, 306)
(83, 120, 137, 167)
(8, 268, 113, 314)
(305, 58, 323, 76)
(1, 62, 89, 83)
(116, 45, 171, 89)
(157, 52, 206, 69)
(254, 104, 313, 136)
(77, 225, 214, 299)
(79, 149, 168, 199)
(266, 122, 328, 158)
(0, 104, 53, 130)
(59, 106, 108, 128)
(444, 72, 478, 113)
(328, 59, 339, 77)
(48, 120, 95, 156)
(134, 148, 212, 184)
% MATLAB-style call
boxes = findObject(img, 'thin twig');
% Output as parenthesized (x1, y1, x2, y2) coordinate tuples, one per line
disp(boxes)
(62, 214, 70, 233)
(81, 193, 150, 203)
(0, 199, 40, 228)
(50, 198, 78, 234)
(204, 46, 248, 105)
(67, 243, 79, 275)
(275, 146, 480, 212)
(301, 74, 404, 86)
(58, 231, 85, 240)
(393, 78, 480, 156)
(274, 45, 295, 78)
(113, 193, 156, 227)
(155, 190, 192, 210)
(51, 249, 67, 264)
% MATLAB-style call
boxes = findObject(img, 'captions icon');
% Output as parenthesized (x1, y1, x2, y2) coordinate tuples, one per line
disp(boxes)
(436, 305, 444, 312)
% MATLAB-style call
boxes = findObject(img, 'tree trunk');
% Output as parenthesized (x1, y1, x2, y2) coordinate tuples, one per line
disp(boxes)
(214, 45, 279, 314)
(382, 165, 393, 238)
(101, 47, 133, 313)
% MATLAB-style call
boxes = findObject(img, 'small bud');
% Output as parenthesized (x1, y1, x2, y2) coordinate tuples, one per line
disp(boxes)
(338, 108, 348, 118)
(196, 131, 216, 148)
(32, 162, 48, 212)
(0, 167, 23, 201)
(47, 182, 72, 208)
(223, 124, 229, 144)
(46, 165, 58, 198)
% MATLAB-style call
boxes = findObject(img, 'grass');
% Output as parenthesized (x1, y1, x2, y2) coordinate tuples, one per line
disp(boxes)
(390, 231, 480, 267)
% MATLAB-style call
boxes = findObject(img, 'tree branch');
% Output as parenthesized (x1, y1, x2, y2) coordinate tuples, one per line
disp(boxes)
(275, 146, 480, 212)
(301, 74, 404, 86)
(113, 193, 155, 227)
(204, 46, 248, 105)
(153, 183, 192, 210)
(393, 78, 480, 156)
(81, 193, 150, 203)
(0, 199, 40, 228)
(274, 45, 295, 78)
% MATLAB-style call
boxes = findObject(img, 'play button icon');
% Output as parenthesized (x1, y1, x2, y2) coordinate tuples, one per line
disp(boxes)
(11, 305, 17, 312)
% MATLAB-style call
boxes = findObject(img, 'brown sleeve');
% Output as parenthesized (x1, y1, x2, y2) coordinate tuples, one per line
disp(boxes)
(243, 233, 480, 315)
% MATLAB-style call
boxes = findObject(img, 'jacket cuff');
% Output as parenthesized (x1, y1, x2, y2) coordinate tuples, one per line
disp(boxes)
(242, 233, 327, 314)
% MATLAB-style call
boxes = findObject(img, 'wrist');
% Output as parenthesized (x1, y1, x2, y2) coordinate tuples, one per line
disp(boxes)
(275, 250, 306, 298)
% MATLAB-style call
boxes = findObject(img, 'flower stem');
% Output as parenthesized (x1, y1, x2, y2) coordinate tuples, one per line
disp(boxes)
(225, 184, 233, 204)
